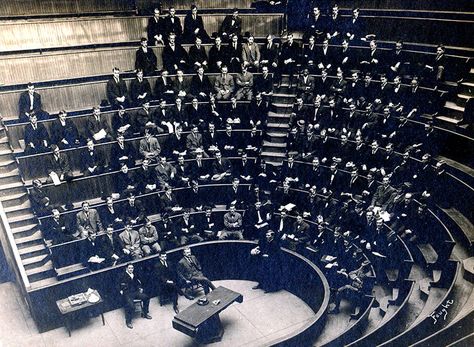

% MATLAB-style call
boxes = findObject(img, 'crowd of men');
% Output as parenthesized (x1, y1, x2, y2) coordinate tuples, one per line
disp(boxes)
(21, 4, 457, 318)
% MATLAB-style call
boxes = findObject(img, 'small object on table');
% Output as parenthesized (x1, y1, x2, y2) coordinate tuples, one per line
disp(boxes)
(56, 289, 105, 337)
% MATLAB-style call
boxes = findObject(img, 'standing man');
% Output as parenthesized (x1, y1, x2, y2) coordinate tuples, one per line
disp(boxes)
(250, 230, 282, 292)
(119, 263, 152, 329)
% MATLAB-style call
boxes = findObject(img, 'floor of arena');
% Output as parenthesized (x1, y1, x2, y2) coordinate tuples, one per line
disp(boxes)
(0, 279, 316, 347)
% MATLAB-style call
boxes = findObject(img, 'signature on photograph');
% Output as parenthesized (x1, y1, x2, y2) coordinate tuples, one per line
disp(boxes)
(430, 299, 454, 324)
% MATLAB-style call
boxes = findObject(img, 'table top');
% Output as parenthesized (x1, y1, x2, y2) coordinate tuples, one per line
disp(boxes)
(173, 286, 243, 328)
(56, 290, 103, 315)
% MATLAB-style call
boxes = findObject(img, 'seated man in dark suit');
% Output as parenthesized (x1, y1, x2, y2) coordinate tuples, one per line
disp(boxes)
(211, 150, 233, 182)
(225, 177, 248, 209)
(164, 6, 183, 42)
(281, 214, 311, 252)
(219, 9, 242, 40)
(99, 196, 123, 231)
(29, 180, 52, 217)
(106, 67, 129, 109)
(135, 37, 157, 76)
(160, 185, 183, 215)
(177, 247, 216, 295)
(120, 263, 151, 329)
(188, 36, 209, 71)
(154, 252, 181, 313)
(183, 5, 210, 43)
(130, 69, 152, 107)
(115, 163, 137, 197)
(51, 110, 81, 148)
(162, 33, 189, 74)
(154, 71, 175, 103)
(209, 36, 228, 72)
(175, 209, 203, 245)
(80, 139, 105, 176)
(86, 106, 112, 143)
(110, 134, 136, 171)
(47, 145, 73, 183)
(245, 200, 272, 240)
(18, 82, 49, 121)
(184, 180, 207, 211)
(82, 232, 105, 271)
(46, 208, 76, 244)
(189, 151, 210, 184)
(189, 67, 213, 101)
(195, 206, 219, 240)
(24, 113, 50, 155)
(147, 7, 165, 46)
(99, 225, 122, 266)
(112, 106, 135, 139)
(156, 214, 180, 251)
(370, 176, 396, 212)
(122, 193, 146, 226)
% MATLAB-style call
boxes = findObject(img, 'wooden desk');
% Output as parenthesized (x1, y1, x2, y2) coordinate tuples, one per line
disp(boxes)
(56, 290, 105, 337)
(172, 286, 243, 344)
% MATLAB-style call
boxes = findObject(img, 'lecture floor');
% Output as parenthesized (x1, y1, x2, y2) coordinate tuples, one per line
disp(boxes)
(0, 280, 315, 347)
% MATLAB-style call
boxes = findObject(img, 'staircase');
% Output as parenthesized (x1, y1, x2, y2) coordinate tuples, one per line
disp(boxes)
(437, 67, 474, 128)
(0, 125, 56, 289)
(261, 79, 295, 166)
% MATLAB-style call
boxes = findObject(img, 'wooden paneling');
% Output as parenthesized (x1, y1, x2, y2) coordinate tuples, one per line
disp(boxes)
(0, 0, 135, 17)
(0, 14, 283, 52)
(139, 0, 253, 11)
(0, 48, 139, 85)
(361, 16, 474, 48)
(335, 0, 474, 12)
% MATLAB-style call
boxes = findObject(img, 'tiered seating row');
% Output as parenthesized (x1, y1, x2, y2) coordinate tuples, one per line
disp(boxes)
(17, 127, 256, 180)
(6, 99, 250, 150)
(33, 155, 254, 205)
(0, 14, 283, 53)
(0, 72, 443, 125)
(0, 41, 470, 88)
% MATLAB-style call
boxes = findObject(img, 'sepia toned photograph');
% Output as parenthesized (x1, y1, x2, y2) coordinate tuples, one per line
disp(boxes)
(0, 0, 472, 346)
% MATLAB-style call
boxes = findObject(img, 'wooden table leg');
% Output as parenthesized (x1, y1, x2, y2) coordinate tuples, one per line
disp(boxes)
(66, 316, 71, 337)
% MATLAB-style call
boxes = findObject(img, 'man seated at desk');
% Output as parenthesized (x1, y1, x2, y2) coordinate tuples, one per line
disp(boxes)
(177, 247, 216, 297)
